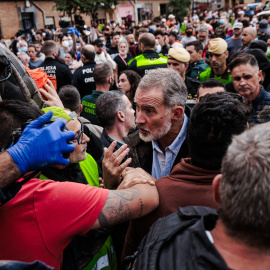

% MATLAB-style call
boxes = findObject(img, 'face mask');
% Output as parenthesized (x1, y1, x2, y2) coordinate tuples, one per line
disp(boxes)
(120, 36, 126, 41)
(20, 46, 28, 53)
(252, 18, 258, 23)
(36, 52, 41, 57)
(156, 44, 161, 53)
(62, 40, 69, 48)
(186, 31, 193, 37)
(220, 19, 225, 24)
(184, 20, 188, 24)
(69, 40, 73, 47)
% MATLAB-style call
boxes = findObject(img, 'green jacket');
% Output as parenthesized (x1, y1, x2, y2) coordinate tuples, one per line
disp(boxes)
(199, 67, 232, 85)
(186, 59, 209, 80)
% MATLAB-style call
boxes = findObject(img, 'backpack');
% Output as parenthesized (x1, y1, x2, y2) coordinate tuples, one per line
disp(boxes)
(122, 206, 218, 270)
(0, 43, 44, 108)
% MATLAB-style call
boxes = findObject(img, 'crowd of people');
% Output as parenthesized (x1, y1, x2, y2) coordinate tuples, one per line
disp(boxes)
(1, 4, 270, 270)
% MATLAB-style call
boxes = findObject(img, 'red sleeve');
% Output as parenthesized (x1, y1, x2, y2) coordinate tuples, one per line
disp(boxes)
(33, 180, 109, 256)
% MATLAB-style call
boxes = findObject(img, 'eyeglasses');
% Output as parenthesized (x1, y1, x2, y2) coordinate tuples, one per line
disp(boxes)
(73, 121, 84, 145)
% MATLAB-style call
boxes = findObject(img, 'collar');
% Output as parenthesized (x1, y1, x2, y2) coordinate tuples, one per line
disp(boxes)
(84, 60, 96, 65)
(102, 130, 124, 148)
(152, 114, 188, 155)
(210, 67, 230, 80)
(252, 85, 266, 106)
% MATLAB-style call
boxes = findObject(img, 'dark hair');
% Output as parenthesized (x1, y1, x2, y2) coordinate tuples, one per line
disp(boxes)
(228, 53, 258, 72)
(58, 85, 81, 114)
(185, 40, 203, 52)
(122, 30, 131, 35)
(241, 19, 250, 28)
(65, 51, 75, 59)
(31, 40, 41, 46)
(200, 78, 225, 88)
(188, 92, 250, 170)
(28, 44, 37, 51)
(111, 32, 120, 38)
(96, 90, 126, 129)
(120, 70, 141, 102)
(0, 100, 43, 149)
(153, 30, 164, 37)
(94, 63, 113, 85)
(81, 45, 95, 61)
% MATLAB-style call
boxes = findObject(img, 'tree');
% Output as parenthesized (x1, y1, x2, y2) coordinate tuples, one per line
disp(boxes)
(167, 0, 191, 20)
(53, 0, 81, 18)
(53, 0, 122, 22)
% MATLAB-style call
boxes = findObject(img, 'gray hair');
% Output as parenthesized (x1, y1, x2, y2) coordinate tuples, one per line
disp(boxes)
(17, 51, 30, 62)
(220, 122, 270, 248)
(198, 26, 209, 35)
(96, 90, 126, 130)
(137, 68, 187, 108)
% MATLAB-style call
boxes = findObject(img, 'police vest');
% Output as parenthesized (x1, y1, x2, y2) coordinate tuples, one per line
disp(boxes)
(128, 51, 168, 77)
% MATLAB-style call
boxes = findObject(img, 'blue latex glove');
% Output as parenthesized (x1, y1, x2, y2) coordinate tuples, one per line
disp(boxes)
(7, 111, 75, 175)
(74, 28, 80, 37)
(67, 27, 75, 34)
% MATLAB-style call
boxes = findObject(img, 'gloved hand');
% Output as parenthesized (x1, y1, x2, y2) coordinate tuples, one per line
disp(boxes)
(74, 28, 80, 37)
(7, 111, 75, 175)
(67, 27, 75, 34)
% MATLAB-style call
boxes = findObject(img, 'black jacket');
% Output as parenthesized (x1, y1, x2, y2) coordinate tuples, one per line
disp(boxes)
(72, 60, 96, 98)
(39, 57, 72, 91)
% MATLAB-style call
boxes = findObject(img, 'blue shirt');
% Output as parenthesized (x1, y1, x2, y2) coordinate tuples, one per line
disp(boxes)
(151, 114, 188, 179)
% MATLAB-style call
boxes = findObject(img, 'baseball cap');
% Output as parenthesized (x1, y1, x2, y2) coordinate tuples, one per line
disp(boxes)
(161, 18, 166, 23)
(259, 19, 268, 33)
(209, 38, 228, 54)
(168, 14, 175, 19)
(168, 47, 190, 63)
(233, 22, 243, 29)
(92, 39, 103, 46)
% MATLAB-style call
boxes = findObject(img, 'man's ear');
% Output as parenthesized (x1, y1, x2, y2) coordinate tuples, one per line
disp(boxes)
(225, 50, 229, 59)
(79, 104, 83, 115)
(171, 106, 184, 120)
(212, 174, 222, 205)
(117, 111, 125, 122)
(184, 62, 189, 71)
(198, 49, 203, 56)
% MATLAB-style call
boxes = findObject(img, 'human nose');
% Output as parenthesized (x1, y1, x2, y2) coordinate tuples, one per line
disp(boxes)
(83, 133, 90, 143)
(135, 110, 145, 124)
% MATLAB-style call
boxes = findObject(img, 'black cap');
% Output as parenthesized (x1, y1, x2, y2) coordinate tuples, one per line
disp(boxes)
(249, 40, 268, 53)
(92, 39, 103, 46)
(259, 19, 268, 33)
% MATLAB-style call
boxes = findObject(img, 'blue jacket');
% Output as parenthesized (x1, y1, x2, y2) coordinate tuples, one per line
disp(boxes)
(249, 86, 270, 125)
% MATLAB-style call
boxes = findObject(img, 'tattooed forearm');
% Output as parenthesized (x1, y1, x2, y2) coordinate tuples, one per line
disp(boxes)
(138, 198, 144, 217)
(98, 188, 139, 227)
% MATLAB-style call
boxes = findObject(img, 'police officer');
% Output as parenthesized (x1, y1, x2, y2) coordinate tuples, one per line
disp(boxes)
(72, 45, 96, 98)
(186, 41, 208, 80)
(168, 47, 201, 108)
(39, 40, 72, 91)
(127, 33, 167, 77)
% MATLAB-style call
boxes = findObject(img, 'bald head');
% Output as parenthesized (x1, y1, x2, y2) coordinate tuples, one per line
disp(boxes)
(242, 27, 257, 47)
(81, 44, 95, 62)
(139, 33, 156, 51)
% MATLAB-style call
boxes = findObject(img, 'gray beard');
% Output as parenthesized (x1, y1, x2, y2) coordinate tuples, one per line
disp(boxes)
(201, 40, 208, 50)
